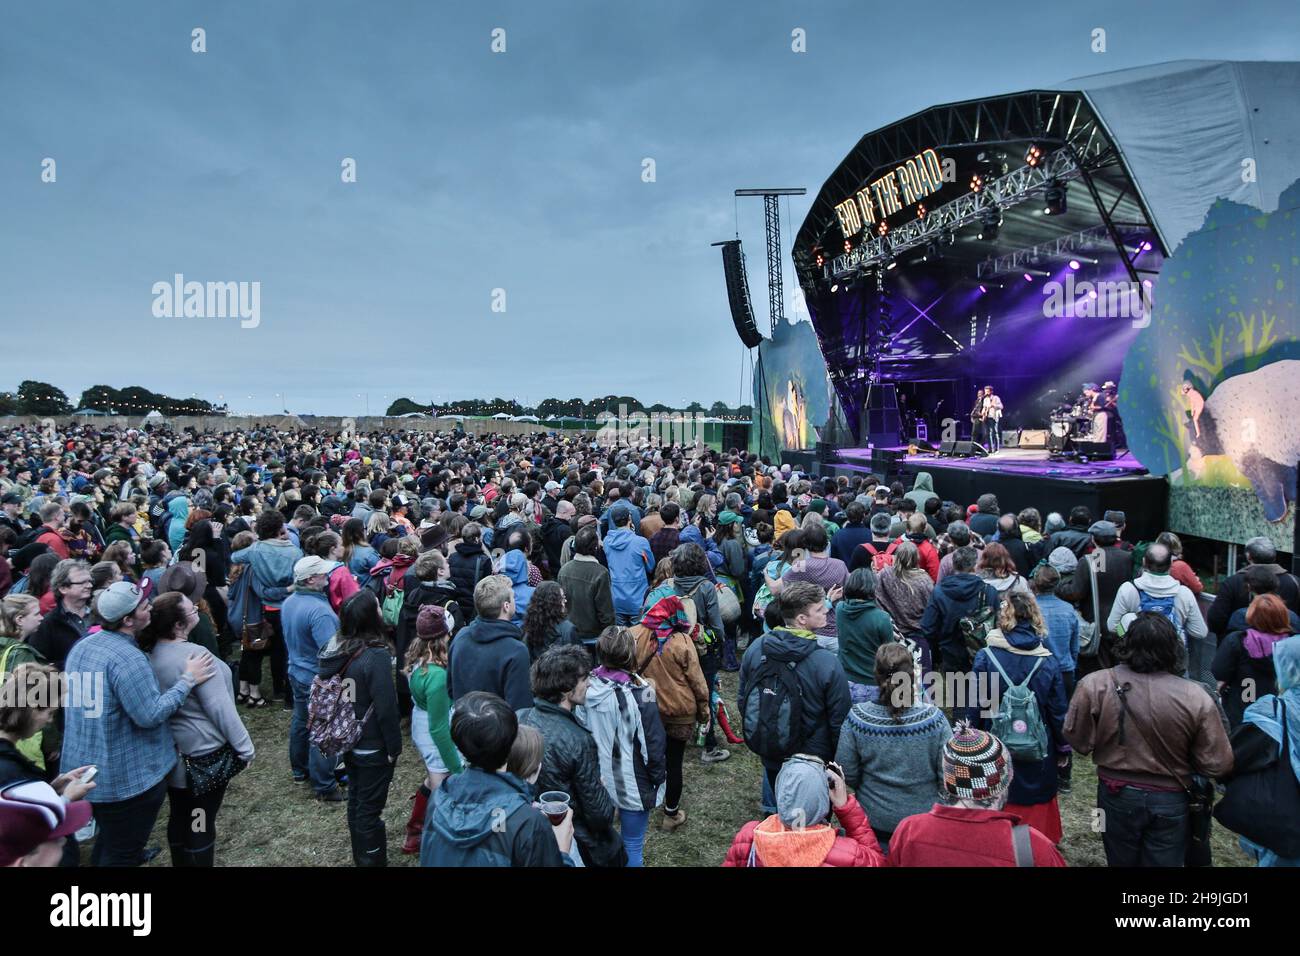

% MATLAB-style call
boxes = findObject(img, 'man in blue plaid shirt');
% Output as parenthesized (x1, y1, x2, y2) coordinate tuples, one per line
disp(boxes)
(61, 581, 216, 866)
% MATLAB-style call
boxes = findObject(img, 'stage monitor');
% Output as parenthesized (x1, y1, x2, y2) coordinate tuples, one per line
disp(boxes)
(720, 240, 763, 348)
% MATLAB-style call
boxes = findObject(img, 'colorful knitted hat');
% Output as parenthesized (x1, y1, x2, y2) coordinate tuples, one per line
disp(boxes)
(942, 721, 1010, 801)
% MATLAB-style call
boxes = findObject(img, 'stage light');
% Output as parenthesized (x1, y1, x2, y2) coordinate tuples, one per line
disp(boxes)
(1142, 279, 1153, 288)
(830, 283, 839, 292)
(977, 208, 1001, 240)
(978, 284, 987, 293)
(1069, 259, 1081, 270)
(1141, 241, 1152, 251)
(877, 221, 889, 236)
(1044, 180, 1066, 215)
(917, 203, 927, 219)
(970, 173, 984, 193)
(1025, 144, 1043, 168)
(815, 253, 825, 267)
(1024, 273, 1034, 282)
(844, 239, 852, 253)
(885, 258, 897, 270)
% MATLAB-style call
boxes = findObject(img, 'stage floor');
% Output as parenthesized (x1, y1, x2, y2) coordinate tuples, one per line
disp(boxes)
(837, 446, 1149, 482)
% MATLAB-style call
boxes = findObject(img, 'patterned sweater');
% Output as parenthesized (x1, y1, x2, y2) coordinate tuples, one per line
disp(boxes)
(834, 701, 952, 834)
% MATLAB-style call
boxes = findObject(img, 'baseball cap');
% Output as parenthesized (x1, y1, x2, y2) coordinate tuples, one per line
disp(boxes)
(1, 492, 21, 505)
(293, 555, 334, 582)
(469, 504, 488, 520)
(96, 581, 147, 621)
(0, 781, 94, 866)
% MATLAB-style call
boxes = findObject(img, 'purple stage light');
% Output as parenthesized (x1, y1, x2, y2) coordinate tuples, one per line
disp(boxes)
(1088, 289, 1097, 299)
(1069, 260, 1080, 270)
(1141, 241, 1152, 251)
(978, 284, 987, 293)
(1024, 273, 1033, 282)
(1142, 279, 1153, 288)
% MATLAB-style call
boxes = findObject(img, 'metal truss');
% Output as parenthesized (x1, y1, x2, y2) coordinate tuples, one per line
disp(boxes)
(975, 224, 1111, 278)
(764, 195, 783, 333)
(829, 146, 1082, 277)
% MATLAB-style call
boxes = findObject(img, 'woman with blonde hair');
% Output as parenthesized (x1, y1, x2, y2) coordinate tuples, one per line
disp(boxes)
(964, 589, 1069, 843)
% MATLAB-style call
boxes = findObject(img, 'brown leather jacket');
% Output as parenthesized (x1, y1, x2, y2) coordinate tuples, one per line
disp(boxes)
(633, 625, 710, 734)
(1064, 665, 1233, 789)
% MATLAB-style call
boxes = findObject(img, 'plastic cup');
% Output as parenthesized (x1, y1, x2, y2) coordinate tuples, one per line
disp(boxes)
(538, 790, 570, 826)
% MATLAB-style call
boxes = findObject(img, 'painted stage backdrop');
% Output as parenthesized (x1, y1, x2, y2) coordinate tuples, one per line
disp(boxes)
(1122, 179, 1300, 548)
(753, 317, 835, 462)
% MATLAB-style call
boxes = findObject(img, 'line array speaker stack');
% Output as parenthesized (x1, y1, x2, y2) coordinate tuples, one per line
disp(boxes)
(720, 240, 763, 348)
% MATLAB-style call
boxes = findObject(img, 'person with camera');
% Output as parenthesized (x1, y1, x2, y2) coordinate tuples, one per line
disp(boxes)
(722, 754, 884, 867)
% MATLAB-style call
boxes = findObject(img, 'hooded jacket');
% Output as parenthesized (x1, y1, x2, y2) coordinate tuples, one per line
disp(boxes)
(1107, 571, 1207, 642)
(420, 766, 566, 868)
(722, 796, 885, 867)
(917, 572, 1000, 672)
(316, 637, 402, 759)
(166, 495, 190, 553)
(967, 624, 1070, 806)
(582, 668, 668, 813)
(602, 526, 654, 618)
(632, 626, 710, 733)
(446, 615, 532, 710)
(540, 514, 572, 573)
(738, 627, 851, 762)
(499, 550, 534, 623)
(517, 698, 625, 867)
(903, 472, 940, 513)
(834, 598, 894, 685)
(447, 540, 492, 623)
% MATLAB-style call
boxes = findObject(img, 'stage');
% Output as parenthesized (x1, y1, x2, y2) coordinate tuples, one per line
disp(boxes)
(809, 445, 1167, 543)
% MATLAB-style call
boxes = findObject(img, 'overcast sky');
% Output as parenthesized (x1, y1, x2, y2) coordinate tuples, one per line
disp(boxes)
(2, 1, 1297, 415)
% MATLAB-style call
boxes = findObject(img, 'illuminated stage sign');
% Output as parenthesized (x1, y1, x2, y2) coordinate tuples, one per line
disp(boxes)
(834, 148, 946, 238)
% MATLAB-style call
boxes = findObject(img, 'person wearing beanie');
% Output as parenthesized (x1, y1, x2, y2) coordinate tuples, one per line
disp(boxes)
(280, 555, 343, 799)
(888, 723, 1066, 867)
(401, 604, 462, 855)
(1047, 545, 1079, 598)
(722, 755, 884, 867)
(60, 581, 218, 866)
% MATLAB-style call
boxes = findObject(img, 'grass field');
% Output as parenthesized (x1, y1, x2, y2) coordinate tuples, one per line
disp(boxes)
(134, 670, 1253, 868)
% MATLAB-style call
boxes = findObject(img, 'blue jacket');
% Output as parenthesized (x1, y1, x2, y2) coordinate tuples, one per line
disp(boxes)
(678, 526, 721, 580)
(346, 545, 379, 588)
(965, 622, 1069, 807)
(420, 767, 566, 867)
(230, 538, 303, 609)
(918, 572, 1000, 672)
(1035, 592, 1080, 674)
(447, 616, 532, 710)
(280, 588, 339, 686)
(500, 550, 535, 624)
(829, 522, 873, 565)
(602, 526, 654, 618)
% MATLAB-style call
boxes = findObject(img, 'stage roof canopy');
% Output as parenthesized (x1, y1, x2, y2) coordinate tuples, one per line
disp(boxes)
(790, 60, 1300, 439)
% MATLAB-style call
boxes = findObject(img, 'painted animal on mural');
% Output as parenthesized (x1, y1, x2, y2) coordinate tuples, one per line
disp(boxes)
(1182, 360, 1300, 522)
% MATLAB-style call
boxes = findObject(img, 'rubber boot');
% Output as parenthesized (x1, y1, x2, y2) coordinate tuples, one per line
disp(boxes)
(402, 787, 430, 855)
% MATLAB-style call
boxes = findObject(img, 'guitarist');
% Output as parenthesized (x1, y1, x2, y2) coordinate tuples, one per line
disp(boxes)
(977, 385, 1004, 452)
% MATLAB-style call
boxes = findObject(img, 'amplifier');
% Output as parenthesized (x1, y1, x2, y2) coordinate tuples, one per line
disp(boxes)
(1019, 429, 1049, 449)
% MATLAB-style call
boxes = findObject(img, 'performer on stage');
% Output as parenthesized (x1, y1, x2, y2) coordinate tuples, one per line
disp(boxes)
(977, 384, 1004, 451)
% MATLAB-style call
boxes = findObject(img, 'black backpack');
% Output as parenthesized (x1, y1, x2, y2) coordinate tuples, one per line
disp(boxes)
(742, 637, 805, 762)
(13, 525, 44, 550)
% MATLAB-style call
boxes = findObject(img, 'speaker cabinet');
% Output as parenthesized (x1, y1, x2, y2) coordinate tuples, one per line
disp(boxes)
(720, 241, 763, 348)
(1019, 429, 1049, 449)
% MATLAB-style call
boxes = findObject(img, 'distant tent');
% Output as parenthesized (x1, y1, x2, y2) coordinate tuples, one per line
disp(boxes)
(512, 415, 539, 423)
(72, 408, 109, 416)
(143, 410, 164, 421)
(491, 412, 512, 420)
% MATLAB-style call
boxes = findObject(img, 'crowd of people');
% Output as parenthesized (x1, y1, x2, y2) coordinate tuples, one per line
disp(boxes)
(0, 420, 1297, 869)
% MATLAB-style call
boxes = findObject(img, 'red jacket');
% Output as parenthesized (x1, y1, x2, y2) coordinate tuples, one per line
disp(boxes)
(898, 534, 940, 583)
(888, 804, 1066, 867)
(722, 796, 885, 867)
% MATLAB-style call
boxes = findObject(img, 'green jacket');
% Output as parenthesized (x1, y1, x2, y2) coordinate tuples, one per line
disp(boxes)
(409, 663, 461, 774)
(833, 598, 895, 686)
